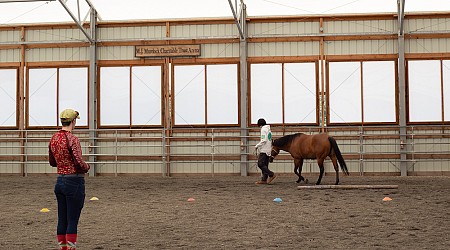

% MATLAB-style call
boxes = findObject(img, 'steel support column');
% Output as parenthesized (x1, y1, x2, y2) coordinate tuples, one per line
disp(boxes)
(239, 9, 248, 176)
(55, 0, 100, 176)
(88, 7, 97, 176)
(229, 0, 248, 176)
(397, 0, 407, 176)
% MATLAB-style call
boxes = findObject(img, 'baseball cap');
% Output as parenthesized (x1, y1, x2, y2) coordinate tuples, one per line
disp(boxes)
(60, 109, 80, 122)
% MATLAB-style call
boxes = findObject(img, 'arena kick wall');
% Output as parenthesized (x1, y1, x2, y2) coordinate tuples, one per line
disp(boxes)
(1, 126, 449, 176)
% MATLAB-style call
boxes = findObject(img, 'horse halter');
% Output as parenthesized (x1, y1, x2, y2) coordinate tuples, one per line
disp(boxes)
(269, 147, 280, 162)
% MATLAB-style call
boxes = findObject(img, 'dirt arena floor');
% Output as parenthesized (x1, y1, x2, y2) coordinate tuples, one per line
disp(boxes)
(1, 175, 450, 250)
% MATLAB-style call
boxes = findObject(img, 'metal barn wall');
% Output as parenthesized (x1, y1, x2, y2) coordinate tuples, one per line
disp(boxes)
(26, 47, 90, 62)
(26, 28, 84, 42)
(405, 17, 450, 53)
(0, 15, 448, 60)
(248, 21, 320, 36)
(249, 41, 319, 57)
(323, 19, 396, 33)
(98, 46, 135, 60)
(405, 17, 450, 32)
(0, 29, 20, 42)
(407, 128, 450, 174)
(0, 49, 20, 62)
(98, 26, 166, 40)
(170, 24, 238, 38)
(325, 40, 397, 55)
(1, 127, 448, 176)
(95, 130, 164, 175)
(1, 13, 450, 176)
(1, 15, 447, 61)
(0, 132, 21, 174)
(406, 38, 450, 53)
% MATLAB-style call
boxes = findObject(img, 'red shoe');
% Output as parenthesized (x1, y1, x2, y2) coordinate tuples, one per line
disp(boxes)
(255, 180, 267, 185)
(267, 174, 277, 184)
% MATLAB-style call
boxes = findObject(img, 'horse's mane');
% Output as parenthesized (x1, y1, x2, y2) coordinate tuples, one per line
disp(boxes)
(273, 133, 303, 147)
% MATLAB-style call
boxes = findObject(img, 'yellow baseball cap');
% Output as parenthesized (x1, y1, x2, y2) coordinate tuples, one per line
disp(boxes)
(60, 109, 80, 122)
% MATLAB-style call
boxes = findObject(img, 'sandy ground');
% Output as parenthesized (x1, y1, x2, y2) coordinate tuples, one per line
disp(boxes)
(1, 175, 450, 249)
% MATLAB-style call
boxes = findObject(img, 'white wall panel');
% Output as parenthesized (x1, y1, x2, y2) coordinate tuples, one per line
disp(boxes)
(0, 139, 21, 173)
(117, 163, 162, 174)
(0, 30, 20, 42)
(249, 41, 319, 57)
(98, 46, 135, 60)
(324, 19, 396, 34)
(27, 28, 85, 42)
(325, 40, 396, 55)
(0, 49, 20, 62)
(171, 24, 238, 38)
(201, 43, 239, 58)
(362, 161, 399, 173)
(248, 21, 320, 37)
(406, 38, 450, 53)
(169, 162, 205, 174)
(412, 160, 450, 173)
(98, 26, 165, 40)
(0, 164, 21, 174)
(26, 47, 89, 62)
(406, 18, 450, 33)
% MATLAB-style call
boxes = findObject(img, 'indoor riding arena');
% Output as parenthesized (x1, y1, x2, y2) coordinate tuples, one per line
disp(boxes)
(1, 0, 450, 249)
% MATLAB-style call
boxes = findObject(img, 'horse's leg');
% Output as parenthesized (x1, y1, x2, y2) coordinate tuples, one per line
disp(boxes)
(331, 155, 339, 185)
(316, 158, 325, 185)
(294, 158, 304, 183)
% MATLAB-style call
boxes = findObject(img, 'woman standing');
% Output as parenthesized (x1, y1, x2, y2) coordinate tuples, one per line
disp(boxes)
(48, 109, 90, 250)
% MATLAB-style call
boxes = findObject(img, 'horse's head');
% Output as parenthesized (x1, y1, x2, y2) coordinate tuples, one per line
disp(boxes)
(269, 146, 280, 163)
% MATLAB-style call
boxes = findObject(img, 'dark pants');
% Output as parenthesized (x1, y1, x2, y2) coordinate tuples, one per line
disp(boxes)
(54, 176, 85, 235)
(257, 153, 274, 181)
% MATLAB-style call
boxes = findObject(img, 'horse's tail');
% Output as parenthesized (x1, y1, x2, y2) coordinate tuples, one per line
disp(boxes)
(328, 137, 349, 175)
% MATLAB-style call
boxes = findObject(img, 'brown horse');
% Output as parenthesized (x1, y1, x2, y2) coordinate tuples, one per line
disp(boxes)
(270, 133, 349, 185)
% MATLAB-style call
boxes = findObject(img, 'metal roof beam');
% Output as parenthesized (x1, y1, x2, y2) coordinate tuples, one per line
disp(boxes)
(398, 0, 406, 35)
(57, 0, 96, 43)
(228, 0, 245, 40)
(0, 0, 54, 2)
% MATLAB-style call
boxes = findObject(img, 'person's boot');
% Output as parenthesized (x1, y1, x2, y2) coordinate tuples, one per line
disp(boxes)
(57, 235, 67, 250)
(255, 180, 267, 184)
(66, 234, 77, 250)
(267, 174, 277, 184)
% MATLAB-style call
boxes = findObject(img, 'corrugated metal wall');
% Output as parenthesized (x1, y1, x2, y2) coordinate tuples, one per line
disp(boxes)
(0, 29, 20, 42)
(249, 21, 320, 36)
(171, 24, 238, 38)
(27, 47, 90, 62)
(0, 49, 20, 62)
(249, 41, 319, 57)
(326, 40, 397, 55)
(0, 127, 449, 175)
(1, 13, 450, 175)
(324, 19, 396, 34)
(1, 15, 449, 61)
(406, 18, 450, 32)
(26, 28, 84, 42)
(98, 26, 166, 40)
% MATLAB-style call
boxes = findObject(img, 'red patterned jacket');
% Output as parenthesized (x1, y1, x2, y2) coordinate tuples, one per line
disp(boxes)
(48, 130, 90, 174)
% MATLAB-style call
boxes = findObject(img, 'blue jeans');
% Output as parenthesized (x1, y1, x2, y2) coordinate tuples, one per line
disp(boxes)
(54, 176, 85, 235)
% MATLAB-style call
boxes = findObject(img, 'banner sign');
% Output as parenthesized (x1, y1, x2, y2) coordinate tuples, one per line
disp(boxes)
(135, 45, 201, 57)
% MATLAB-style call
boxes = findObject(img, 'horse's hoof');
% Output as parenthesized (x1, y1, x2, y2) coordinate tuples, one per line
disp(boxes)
(296, 180, 300, 183)
(305, 179, 309, 184)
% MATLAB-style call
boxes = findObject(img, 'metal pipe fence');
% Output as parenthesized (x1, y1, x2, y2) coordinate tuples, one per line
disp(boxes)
(0, 125, 449, 176)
